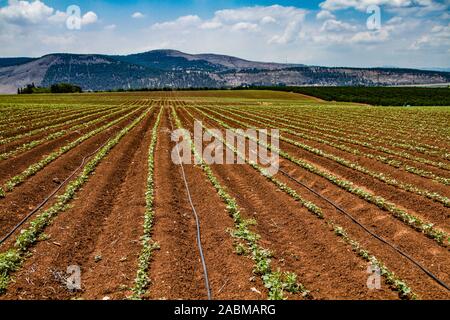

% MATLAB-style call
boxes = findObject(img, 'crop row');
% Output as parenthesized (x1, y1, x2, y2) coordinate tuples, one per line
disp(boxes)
(130, 107, 163, 299)
(0, 107, 130, 161)
(183, 107, 416, 300)
(224, 107, 450, 186)
(172, 106, 308, 300)
(194, 107, 449, 247)
(213, 107, 450, 207)
(262, 107, 450, 159)
(0, 107, 144, 198)
(0, 107, 150, 294)
(245, 103, 449, 147)
(260, 106, 449, 156)
(0, 104, 108, 138)
(0, 106, 115, 145)
(236, 107, 450, 171)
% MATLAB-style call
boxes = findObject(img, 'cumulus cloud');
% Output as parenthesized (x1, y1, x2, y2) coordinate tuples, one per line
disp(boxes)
(316, 10, 336, 20)
(0, 0, 54, 24)
(0, 0, 98, 27)
(149, 5, 306, 45)
(81, 11, 97, 26)
(319, 0, 444, 11)
(321, 19, 357, 32)
(151, 15, 201, 30)
(132, 12, 145, 19)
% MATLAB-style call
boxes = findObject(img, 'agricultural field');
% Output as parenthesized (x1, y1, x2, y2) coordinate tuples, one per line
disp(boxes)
(0, 90, 449, 301)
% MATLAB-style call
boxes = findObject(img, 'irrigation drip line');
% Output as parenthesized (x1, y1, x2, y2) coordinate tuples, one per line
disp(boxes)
(278, 167, 450, 292)
(0, 109, 142, 248)
(186, 104, 450, 293)
(0, 138, 111, 247)
(169, 106, 212, 300)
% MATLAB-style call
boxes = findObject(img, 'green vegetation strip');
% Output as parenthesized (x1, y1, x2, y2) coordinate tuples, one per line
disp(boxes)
(248, 107, 449, 159)
(196, 107, 449, 247)
(241, 107, 450, 171)
(216, 107, 450, 207)
(0, 106, 112, 145)
(183, 107, 416, 300)
(0, 108, 149, 294)
(0, 107, 143, 197)
(172, 107, 308, 300)
(130, 107, 163, 299)
(0, 106, 128, 161)
(232, 108, 450, 186)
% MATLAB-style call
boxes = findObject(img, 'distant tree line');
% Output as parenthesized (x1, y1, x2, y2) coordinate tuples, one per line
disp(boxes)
(18, 83, 82, 94)
(247, 86, 450, 106)
(96, 85, 450, 106)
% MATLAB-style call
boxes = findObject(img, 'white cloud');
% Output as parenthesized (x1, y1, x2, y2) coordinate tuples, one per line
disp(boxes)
(104, 24, 116, 31)
(321, 19, 357, 32)
(316, 10, 336, 20)
(350, 29, 390, 43)
(231, 22, 259, 32)
(319, 0, 445, 12)
(260, 16, 276, 24)
(151, 15, 201, 30)
(0, 0, 54, 24)
(81, 11, 97, 26)
(0, 1, 99, 27)
(132, 12, 145, 19)
(200, 21, 222, 30)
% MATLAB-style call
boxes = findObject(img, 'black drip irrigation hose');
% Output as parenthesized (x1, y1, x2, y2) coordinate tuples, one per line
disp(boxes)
(0, 138, 111, 247)
(187, 105, 450, 294)
(169, 107, 212, 300)
(278, 168, 450, 292)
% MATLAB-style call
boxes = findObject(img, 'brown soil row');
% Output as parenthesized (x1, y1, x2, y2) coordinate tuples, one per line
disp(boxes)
(177, 107, 399, 300)
(146, 104, 259, 300)
(225, 107, 450, 176)
(214, 108, 450, 230)
(0, 105, 145, 239)
(0, 106, 155, 300)
(0, 106, 110, 139)
(0, 106, 123, 157)
(184, 106, 450, 299)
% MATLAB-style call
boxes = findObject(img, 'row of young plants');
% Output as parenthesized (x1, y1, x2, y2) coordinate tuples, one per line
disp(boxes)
(262, 106, 449, 156)
(0, 104, 106, 135)
(245, 106, 450, 175)
(0, 107, 144, 198)
(0, 104, 89, 127)
(278, 105, 450, 140)
(258, 107, 450, 175)
(172, 106, 309, 300)
(0, 105, 114, 145)
(0, 108, 71, 131)
(195, 107, 449, 247)
(214, 107, 450, 207)
(130, 107, 163, 299)
(243, 107, 450, 171)
(0, 108, 150, 294)
(226, 107, 450, 186)
(244, 106, 450, 165)
(0, 106, 132, 161)
(184, 107, 417, 300)
(263, 107, 450, 159)
(249, 104, 449, 150)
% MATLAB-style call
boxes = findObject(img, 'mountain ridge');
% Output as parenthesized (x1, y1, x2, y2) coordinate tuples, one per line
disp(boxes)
(0, 50, 449, 93)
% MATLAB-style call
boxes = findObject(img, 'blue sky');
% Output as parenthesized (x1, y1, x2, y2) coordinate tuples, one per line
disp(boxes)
(0, 0, 449, 68)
